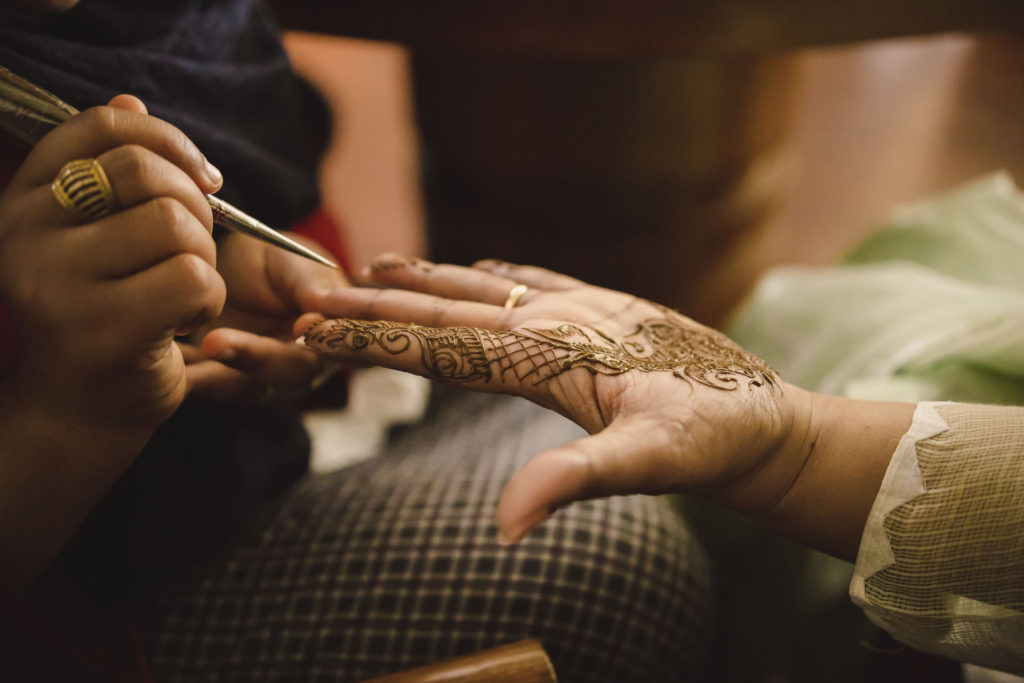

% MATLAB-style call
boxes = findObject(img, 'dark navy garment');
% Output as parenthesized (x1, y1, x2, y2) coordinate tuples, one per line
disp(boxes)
(0, 0, 329, 228)
(0, 1, 322, 604)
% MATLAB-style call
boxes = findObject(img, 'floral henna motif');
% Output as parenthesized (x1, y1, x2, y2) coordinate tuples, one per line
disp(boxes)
(304, 314, 778, 391)
(612, 312, 780, 390)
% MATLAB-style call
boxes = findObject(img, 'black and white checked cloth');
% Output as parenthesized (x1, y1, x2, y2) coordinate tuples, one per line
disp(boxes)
(143, 389, 715, 682)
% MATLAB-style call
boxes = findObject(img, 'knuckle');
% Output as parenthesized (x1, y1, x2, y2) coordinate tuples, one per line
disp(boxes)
(114, 144, 153, 176)
(472, 258, 503, 270)
(78, 106, 120, 138)
(163, 215, 211, 261)
(562, 444, 601, 495)
(149, 195, 190, 228)
(364, 289, 389, 321)
(171, 253, 225, 320)
(172, 251, 215, 291)
(165, 125, 203, 171)
(428, 299, 450, 326)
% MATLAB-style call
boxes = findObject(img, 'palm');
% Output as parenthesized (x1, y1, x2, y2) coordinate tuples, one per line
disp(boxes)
(305, 256, 797, 541)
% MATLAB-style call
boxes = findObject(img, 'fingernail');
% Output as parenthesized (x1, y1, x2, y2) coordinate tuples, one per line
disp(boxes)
(475, 258, 506, 270)
(497, 528, 520, 546)
(497, 509, 550, 546)
(204, 156, 223, 188)
(371, 253, 414, 270)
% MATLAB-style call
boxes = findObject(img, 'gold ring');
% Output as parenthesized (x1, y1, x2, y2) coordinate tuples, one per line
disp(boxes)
(503, 284, 528, 309)
(51, 158, 116, 221)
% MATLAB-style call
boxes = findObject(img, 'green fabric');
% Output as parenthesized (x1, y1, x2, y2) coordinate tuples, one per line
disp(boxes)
(728, 172, 1024, 404)
(706, 173, 1024, 681)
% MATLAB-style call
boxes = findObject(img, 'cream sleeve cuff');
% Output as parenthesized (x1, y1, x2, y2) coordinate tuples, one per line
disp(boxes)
(850, 401, 1024, 674)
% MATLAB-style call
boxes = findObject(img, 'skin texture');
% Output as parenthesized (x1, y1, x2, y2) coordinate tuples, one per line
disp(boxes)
(0, 95, 346, 587)
(300, 254, 915, 558)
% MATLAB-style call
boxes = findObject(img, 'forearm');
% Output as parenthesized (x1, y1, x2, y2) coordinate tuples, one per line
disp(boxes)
(0, 389, 151, 588)
(763, 386, 915, 561)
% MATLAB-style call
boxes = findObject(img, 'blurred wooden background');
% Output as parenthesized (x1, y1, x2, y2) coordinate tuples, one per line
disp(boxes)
(285, 32, 1024, 325)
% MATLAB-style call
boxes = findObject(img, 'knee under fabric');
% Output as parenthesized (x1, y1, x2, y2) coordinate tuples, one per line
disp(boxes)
(142, 389, 716, 682)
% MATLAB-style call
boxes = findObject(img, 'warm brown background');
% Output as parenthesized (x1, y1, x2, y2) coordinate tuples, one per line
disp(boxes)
(285, 33, 1024, 325)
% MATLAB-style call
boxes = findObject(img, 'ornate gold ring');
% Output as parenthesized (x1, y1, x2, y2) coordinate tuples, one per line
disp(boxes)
(51, 158, 116, 221)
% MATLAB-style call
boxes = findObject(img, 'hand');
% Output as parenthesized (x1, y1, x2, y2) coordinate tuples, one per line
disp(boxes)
(183, 230, 349, 403)
(0, 94, 224, 437)
(0, 95, 225, 584)
(298, 255, 817, 544)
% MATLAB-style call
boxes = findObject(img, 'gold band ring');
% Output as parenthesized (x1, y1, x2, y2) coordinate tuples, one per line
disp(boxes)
(51, 158, 116, 221)
(503, 284, 528, 309)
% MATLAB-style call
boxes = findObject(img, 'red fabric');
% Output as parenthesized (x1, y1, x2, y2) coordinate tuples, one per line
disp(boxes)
(289, 207, 353, 276)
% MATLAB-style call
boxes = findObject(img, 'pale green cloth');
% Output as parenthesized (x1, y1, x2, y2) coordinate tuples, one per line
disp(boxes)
(718, 173, 1024, 679)
(729, 172, 1024, 405)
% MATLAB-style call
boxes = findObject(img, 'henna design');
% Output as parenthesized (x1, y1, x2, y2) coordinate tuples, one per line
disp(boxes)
(370, 255, 434, 273)
(305, 312, 777, 392)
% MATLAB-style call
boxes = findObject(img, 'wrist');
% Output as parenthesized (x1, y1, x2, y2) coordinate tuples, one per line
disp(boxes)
(0, 384, 154, 587)
(762, 390, 915, 561)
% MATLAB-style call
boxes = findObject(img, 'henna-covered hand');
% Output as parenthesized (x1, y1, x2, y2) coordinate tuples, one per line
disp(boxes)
(299, 255, 816, 544)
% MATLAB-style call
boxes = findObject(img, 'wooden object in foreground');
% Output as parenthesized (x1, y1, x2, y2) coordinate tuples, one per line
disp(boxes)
(359, 639, 557, 683)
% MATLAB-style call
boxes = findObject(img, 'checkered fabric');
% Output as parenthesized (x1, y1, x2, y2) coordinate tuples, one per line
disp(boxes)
(142, 389, 715, 682)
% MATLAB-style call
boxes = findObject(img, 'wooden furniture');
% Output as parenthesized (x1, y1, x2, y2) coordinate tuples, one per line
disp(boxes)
(272, 0, 1021, 58)
(274, 0, 1020, 324)
(359, 639, 557, 683)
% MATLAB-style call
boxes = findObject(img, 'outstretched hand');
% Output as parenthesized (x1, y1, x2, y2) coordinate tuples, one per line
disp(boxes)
(298, 255, 818, 544)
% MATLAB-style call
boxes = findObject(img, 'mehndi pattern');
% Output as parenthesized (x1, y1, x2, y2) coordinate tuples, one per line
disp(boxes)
(304, 312, 777, 391)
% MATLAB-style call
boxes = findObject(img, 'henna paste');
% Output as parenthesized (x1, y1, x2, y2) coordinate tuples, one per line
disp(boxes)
(305, 310, 777, 392)
(370, 255, 433, 272)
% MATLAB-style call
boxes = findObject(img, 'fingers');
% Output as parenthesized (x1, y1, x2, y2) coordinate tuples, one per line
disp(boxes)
(108, 252, 225, 339)
(260, 234, 351, 312)
(96, 143, 212, 228)
(315, 286, 509, 330)
(40, 196, 215, 278)
(302, 317, 555, 393)
(16, 104, 222, 195)
(28, 141, 213, 230)
(496, 417, 690, 544)
(188, 329, 337, 403)
(107, 94, 147, 115)
(294, 312, 325, 339)
(185, 358, 260, 402)
(200, 327, 328, 389)
(472, 258, 586, 291)
(367, 253, 526, 307)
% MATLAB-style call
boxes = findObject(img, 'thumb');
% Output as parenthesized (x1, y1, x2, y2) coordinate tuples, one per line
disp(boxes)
(107, 93, 148, 114)
(266, 236, 349, 312)
(496, 416, 688, 544)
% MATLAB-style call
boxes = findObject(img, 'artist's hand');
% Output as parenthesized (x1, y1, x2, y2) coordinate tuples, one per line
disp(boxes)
(0, 94, 224, 438)
(183, 230, 348, 403)
(0, 94, 228, 585)
(299, 255, 816, 543)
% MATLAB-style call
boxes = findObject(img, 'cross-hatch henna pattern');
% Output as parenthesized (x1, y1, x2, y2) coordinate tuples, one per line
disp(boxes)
(305, 311, 778, 392)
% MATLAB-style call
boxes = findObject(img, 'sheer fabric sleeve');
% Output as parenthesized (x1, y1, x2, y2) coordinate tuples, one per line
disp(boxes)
(850, 401, 1024, 674)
